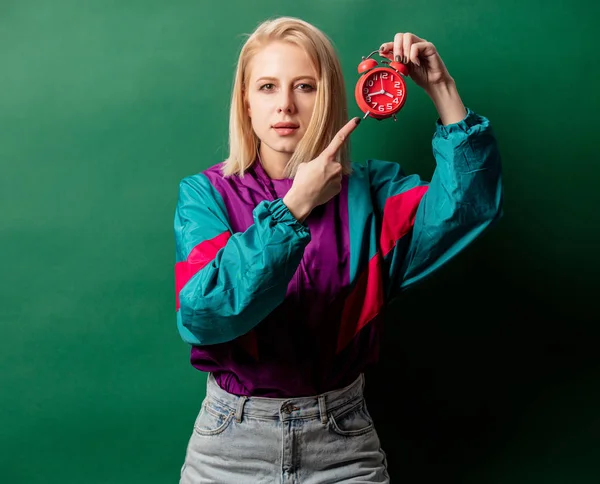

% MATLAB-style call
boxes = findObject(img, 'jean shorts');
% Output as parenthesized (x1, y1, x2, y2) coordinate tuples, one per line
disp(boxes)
(179, 372, 389, 483)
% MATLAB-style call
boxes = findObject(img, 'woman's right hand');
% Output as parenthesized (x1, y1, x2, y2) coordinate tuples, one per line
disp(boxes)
(283, 117, 361, 222)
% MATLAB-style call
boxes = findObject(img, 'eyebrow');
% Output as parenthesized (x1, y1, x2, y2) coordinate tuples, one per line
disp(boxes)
(254, 76, 317, 84)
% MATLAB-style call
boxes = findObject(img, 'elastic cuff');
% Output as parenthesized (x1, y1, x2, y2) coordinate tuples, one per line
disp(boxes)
(435, 107, 490, 138)
(265, 198, 310, 235)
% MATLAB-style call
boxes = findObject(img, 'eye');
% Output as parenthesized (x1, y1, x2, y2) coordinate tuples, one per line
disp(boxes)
(259, 83, 276, 91)
(296, 83, 315, 92)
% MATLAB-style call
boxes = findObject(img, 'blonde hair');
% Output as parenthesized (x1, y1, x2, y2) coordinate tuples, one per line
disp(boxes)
(222, 16, 351, 178)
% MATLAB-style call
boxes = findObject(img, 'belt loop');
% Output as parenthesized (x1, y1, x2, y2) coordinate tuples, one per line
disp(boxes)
(235, 396, 248, 423)
(318, 395, 328, 424)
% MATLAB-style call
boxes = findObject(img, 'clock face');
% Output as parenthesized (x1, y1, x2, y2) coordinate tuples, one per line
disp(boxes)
(356, 67, 407, 118)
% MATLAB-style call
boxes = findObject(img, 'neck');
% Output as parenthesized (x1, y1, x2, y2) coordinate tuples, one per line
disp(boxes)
(258, 145, 291, 180)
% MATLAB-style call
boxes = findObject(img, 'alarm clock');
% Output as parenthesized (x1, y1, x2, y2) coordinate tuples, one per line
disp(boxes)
(354, 50, 409, 121)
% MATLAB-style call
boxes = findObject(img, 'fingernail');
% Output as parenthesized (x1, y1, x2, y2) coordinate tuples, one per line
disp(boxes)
(395, 55, 401, 62)
(355, 117, 361, 125)
(380, 45, 386, 52)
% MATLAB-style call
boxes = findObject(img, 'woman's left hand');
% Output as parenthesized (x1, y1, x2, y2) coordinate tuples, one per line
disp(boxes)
(379, 33, 453, 92)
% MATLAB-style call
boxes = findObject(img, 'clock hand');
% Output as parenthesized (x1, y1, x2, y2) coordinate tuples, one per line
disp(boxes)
(383, 91, 394, 98)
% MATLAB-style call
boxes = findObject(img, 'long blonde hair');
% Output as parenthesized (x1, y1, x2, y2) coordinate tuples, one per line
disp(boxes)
(222, 16, 351, 178)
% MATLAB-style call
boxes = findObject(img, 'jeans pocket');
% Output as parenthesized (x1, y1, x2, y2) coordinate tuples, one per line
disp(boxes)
(193, 398, 235, 436)
(329, 398, 375, 437)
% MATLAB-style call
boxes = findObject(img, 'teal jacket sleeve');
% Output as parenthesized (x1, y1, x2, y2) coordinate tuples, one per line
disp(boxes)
(174, 174, 311, 346)
(369, 107, 503, 297)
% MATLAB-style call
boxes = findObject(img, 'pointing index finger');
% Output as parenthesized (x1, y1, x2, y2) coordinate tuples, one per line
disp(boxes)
(325, 117, 361, 158)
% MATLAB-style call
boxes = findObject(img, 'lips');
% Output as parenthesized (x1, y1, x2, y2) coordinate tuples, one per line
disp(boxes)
(272, 122, 299, 136)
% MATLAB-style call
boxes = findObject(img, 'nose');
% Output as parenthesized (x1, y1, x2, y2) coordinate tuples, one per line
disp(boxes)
(277, 88, 296, 114)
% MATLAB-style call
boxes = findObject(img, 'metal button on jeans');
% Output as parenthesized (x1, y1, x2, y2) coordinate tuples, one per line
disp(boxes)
(281, 403, 298, 414)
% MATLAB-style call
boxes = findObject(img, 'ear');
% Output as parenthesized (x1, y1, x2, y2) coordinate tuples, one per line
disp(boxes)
(244, 92, 251, 117)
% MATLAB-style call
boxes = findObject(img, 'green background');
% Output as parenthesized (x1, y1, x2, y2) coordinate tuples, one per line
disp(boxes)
(1, 0, 599, 482)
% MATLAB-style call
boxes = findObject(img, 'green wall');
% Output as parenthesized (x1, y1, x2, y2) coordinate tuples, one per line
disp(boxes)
(1, 0, 598, 482)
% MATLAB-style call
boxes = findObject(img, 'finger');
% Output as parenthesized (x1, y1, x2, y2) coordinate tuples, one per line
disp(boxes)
(381, 34, 427, 64)
(324, 117, 361, 158)
(409, 41, 437, 65)
(403, 33, 420, 65)
(393, 33, 404, 64)
(402, 33, 426, 63)
(379, 41, 393, 59)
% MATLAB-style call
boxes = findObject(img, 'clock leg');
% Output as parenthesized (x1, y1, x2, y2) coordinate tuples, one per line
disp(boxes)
(363, 111, 370, 120)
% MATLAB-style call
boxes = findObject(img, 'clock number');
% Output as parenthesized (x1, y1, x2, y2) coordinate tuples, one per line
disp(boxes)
(386, 103, 393, 110)
(378, 105, 384, 112)
(366, 96, 371, 103)
(371, 102, 378, 108)
(381, 72, 388, 79)
(367, 80, 374, 87)
(397, 89, 403, 96)
(394, 82, 401, 88)
(393, 98, 399, 104)
(363, 88, 369, 95)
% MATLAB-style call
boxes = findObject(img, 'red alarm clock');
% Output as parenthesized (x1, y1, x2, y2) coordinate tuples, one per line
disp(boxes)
(354, 50, 409, 121)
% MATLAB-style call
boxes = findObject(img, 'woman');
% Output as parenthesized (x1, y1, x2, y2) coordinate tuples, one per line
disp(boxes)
(174, 16, 502, 483)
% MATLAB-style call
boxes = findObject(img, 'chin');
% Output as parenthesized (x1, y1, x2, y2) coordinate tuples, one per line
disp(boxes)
(266, 139, 300, 154)
(276, 143, 299, 153)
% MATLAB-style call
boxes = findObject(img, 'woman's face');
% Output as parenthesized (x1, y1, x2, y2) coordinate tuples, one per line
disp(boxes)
(245, 41, 318, 162)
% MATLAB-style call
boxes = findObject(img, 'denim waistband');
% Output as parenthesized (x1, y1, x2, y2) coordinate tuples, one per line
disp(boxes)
(205, 373, 365, 424)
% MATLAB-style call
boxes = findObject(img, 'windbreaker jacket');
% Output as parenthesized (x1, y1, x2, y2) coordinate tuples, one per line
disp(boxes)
(174, 108, 503, 397)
